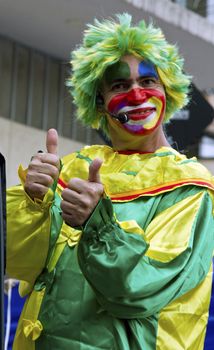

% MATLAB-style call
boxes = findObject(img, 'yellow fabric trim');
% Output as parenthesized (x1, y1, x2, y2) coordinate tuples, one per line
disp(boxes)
(12, 288, 45, 350)
(156, 264, 213, 350)
(144, 191, 205, 262)
(47, 222, 82, 272)
(117, 220, 146, 239)
(60, 146, 214, 199)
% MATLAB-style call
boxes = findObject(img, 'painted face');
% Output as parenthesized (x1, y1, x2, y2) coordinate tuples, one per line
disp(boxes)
(103, 56, 166, 136)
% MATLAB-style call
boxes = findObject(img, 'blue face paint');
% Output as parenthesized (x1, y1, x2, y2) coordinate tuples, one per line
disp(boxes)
(138, 61, 158, 79)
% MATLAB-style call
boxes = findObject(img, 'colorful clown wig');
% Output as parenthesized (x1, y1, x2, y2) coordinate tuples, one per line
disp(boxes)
(68, 13, 191, 134)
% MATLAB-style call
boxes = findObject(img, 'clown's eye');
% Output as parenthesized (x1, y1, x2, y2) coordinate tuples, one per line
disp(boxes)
(110, 81, 130, 92)
(139, 77, 159, 87)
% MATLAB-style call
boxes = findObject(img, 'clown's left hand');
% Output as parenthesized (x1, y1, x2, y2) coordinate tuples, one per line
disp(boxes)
(61, 158, 104, 227)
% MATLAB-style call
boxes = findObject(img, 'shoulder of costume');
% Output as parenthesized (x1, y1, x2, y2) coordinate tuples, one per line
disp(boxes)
(57, 145, 214, 201)
(58, 145, 113, 189)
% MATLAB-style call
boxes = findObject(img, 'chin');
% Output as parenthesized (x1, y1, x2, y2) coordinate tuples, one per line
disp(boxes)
(123, 119, 161, 136)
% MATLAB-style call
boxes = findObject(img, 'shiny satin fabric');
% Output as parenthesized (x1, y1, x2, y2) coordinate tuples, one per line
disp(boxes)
(6, 146, 214, 350)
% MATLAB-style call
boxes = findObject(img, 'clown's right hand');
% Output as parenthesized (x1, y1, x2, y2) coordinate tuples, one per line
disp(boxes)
(24, 129, 60, 201)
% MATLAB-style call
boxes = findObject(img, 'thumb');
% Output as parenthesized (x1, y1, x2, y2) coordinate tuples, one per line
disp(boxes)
(46, 128, 58, 155)
(88, 158, 103, 183)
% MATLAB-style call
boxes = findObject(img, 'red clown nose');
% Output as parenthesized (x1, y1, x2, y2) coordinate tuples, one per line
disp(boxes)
(126, 88, 148, 105)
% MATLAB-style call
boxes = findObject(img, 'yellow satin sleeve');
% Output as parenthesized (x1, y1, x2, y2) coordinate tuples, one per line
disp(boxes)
(6, 166, 54, 286)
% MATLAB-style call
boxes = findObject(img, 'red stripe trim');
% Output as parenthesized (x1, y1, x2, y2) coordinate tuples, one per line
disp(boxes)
(58, 178, 67, 188)
(111, 180, 214, 201)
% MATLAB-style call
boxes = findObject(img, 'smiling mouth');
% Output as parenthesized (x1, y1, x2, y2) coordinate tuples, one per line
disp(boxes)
(128, 108, 156, 120)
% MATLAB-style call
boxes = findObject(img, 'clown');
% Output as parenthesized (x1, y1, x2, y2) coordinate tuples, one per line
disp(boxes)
(7, 14, 214, 350)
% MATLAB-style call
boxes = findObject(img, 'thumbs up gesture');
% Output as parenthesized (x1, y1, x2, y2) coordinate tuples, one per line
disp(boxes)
(61, 158, 104, 227)
(24, 129, 60, 200)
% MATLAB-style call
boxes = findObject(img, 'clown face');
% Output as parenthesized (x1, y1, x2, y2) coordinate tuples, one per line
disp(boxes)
(102, 55, 166, 136)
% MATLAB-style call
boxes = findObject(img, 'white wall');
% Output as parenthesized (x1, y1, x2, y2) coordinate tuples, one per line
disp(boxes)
(200, 159, 214, 174)
(0, 116, 85, 187)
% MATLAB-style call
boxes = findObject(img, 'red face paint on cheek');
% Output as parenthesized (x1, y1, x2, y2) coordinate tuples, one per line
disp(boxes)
(108, 92, 128, 114)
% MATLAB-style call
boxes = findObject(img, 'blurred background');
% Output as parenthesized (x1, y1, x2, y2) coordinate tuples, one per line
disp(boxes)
(1, 1, 214, 349)
(0, 0, 214, 186)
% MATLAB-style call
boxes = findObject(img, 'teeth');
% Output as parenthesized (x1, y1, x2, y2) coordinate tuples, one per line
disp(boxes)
(130, 109, 152, 115)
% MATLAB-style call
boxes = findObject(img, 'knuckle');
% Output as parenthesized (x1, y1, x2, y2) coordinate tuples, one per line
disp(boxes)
(25, 173, 35, 184)
(81, 198, 91, 209)
(28, 158, 42, 171)
(49, 154, 60, 166)
(87, 185, 103, 199)
(68, 178, 79, 188)
(28, 162, 36, 171)
(87, 186, 97, 197)
(36, 187, 46, 197)
(61, 188, 69, 199)
(53, 166, 59, 178)
(67, 180, 74, 189)
(33, 154, 43, 163)
(46, 176, 54, 187)
(34, 186, 46, 197)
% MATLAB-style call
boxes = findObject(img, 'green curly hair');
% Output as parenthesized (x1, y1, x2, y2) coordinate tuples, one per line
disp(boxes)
(68, 13, 191, 134)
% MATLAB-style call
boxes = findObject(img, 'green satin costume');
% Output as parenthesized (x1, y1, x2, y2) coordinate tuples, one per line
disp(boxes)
(7, 146, 214, 350)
